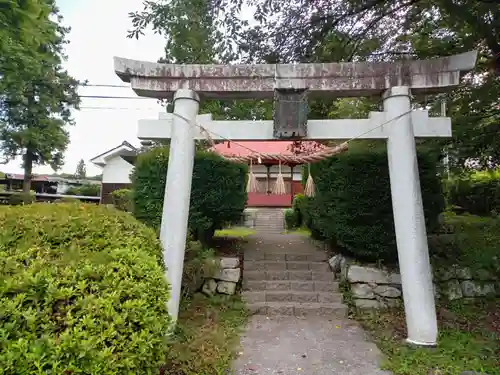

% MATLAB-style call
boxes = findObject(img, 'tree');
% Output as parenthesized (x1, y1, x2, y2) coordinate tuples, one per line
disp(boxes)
(0, 1, 80, 192)
(130, 0, 500, 169)
(75, 159, 86, 179)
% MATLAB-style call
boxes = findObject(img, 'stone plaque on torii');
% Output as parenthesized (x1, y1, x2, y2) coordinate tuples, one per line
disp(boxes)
(114, 51, 477, 347)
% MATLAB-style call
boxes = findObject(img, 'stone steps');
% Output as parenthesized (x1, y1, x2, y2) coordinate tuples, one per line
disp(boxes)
(246, 301, 348, 317)
(242, 290, 343, 303)
(253, 208, 285, 234)
(243, 280, 339, 292)
(245, 260, 330, 272)
(245, 252, 328, 262)
(244, 270, 335, 281)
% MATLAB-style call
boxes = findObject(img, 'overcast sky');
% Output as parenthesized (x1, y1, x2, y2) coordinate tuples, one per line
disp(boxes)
(3, 0, 166, 176)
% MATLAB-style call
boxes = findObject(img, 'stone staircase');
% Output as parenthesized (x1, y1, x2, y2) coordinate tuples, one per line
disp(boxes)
(253, 208, 285, 234)
(242, 234, 348, 317)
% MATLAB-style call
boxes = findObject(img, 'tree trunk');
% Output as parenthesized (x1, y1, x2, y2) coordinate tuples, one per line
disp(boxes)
(22, 151, 34, 193)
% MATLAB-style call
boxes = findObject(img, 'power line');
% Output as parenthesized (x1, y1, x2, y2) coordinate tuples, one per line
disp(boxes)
(80, 83, 130, 88)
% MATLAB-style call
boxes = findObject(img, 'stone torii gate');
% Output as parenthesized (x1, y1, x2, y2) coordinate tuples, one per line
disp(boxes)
(114, 51, 477, 347)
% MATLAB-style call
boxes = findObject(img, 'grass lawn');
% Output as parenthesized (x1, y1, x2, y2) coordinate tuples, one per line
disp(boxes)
(282, 227, 311, 236)
(357, 213, 500, 375)
(164, 294, 248, 375)
(214, 227, 256, 239)
(358, 298, 499, 375)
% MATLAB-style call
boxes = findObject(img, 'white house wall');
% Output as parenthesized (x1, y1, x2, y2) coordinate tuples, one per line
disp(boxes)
(102, 156, 134, 184)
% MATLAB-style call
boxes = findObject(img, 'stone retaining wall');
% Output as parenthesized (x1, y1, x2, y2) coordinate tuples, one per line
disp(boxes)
(328, 254, 499, 309)
(201, 257, 242, 296)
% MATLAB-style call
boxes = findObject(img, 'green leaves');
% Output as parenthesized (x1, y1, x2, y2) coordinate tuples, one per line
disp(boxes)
(0, 203, 171, 374)
(306, 147, 444, 263)
(132, 147, 248, 246)
(0, 0, 80, 189)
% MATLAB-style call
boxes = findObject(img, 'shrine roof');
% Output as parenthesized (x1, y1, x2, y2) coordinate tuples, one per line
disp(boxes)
(114, 51, 477, 99)
(213, 141, 293, 158)
(212, 141, 324, 161)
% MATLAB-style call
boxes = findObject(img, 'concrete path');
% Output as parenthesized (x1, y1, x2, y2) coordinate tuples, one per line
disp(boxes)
(232, 233, 391, 375)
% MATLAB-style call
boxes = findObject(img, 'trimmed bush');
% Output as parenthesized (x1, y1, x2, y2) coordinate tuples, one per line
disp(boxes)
(7, 191, 35, 205)
(308, 147, 444, 262)
(66, 183, 101, 197)
(291, 193, 305, 226)
(0, 203, 170, 374)
(284, 208, 299, 230)
(132, 147, 247, 246)
(111, 188, 133, 212)
(446, 171, 500, 216)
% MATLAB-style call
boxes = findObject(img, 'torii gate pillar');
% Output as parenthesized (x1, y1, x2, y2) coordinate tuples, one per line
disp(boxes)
(384, 86, 437, 346)
(115, 51, 477, 342)
(160, 89, 199, 322)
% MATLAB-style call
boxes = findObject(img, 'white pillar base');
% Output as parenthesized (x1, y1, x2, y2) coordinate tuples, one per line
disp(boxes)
(159, 89, 199, 324)
(384, 86, 438, 346)
(406, 338, 438, 348)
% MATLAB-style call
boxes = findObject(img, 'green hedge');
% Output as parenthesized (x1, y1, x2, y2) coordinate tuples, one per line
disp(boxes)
(111, 188, 133, 212)
(284, 208, 298, 230)
(66, 183, 101, 197)
(132, 147, 247, 246)
(306, 147, 444, 262)
(0, 203, 170, 374)
(446, 171, 500, 216)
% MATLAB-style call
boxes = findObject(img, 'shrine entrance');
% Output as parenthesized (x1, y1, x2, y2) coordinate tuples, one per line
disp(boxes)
(114, 51, 477, 347)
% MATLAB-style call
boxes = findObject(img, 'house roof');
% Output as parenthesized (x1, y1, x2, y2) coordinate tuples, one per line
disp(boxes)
(90, 141, 138, 167)
(3, 173, 51, 182)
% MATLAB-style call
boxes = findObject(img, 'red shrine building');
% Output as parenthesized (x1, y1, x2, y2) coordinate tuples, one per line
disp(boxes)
(212, 141, 304, 207)
(91, 140, 304, 207)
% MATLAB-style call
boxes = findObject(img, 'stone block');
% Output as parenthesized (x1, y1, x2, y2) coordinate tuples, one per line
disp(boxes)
(328, 254, 344, 273)
(347, 265, 389, 284)
(217, 281, 237, 295)
(443, 279, 463, 300)
(460, 280, 496, 297)
(351, 283, 375, 299)
(220, 257, 240, 269)
(373, 285, 401, 298)
(354, 299, 384, 309)
(216, 268, 241, 282)
(202, 279, 217, 296)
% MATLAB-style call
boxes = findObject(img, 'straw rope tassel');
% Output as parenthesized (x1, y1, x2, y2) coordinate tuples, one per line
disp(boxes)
(246, 159, 260, 193)
(304, 163, 316, 197)
(272, 160, 287, 195)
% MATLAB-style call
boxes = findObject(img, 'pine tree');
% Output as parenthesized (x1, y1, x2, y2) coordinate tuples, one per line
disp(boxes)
(75, 159, 86, 179)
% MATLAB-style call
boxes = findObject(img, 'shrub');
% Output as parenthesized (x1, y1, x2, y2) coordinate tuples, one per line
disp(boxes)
(308, 147, 444, 262)
(111, 188, 133, 212)
(446, 170, 500, 216)
(132, 147, 247, 247)
(291, 193, 305, 226)
(429, 212, 500, 275)
(66, 183, 101, 197)
(182, 241, 218, 296)
(284, 208, 299, 230)
(7, 191, 35, 205)
(0, 203, 170, 374)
